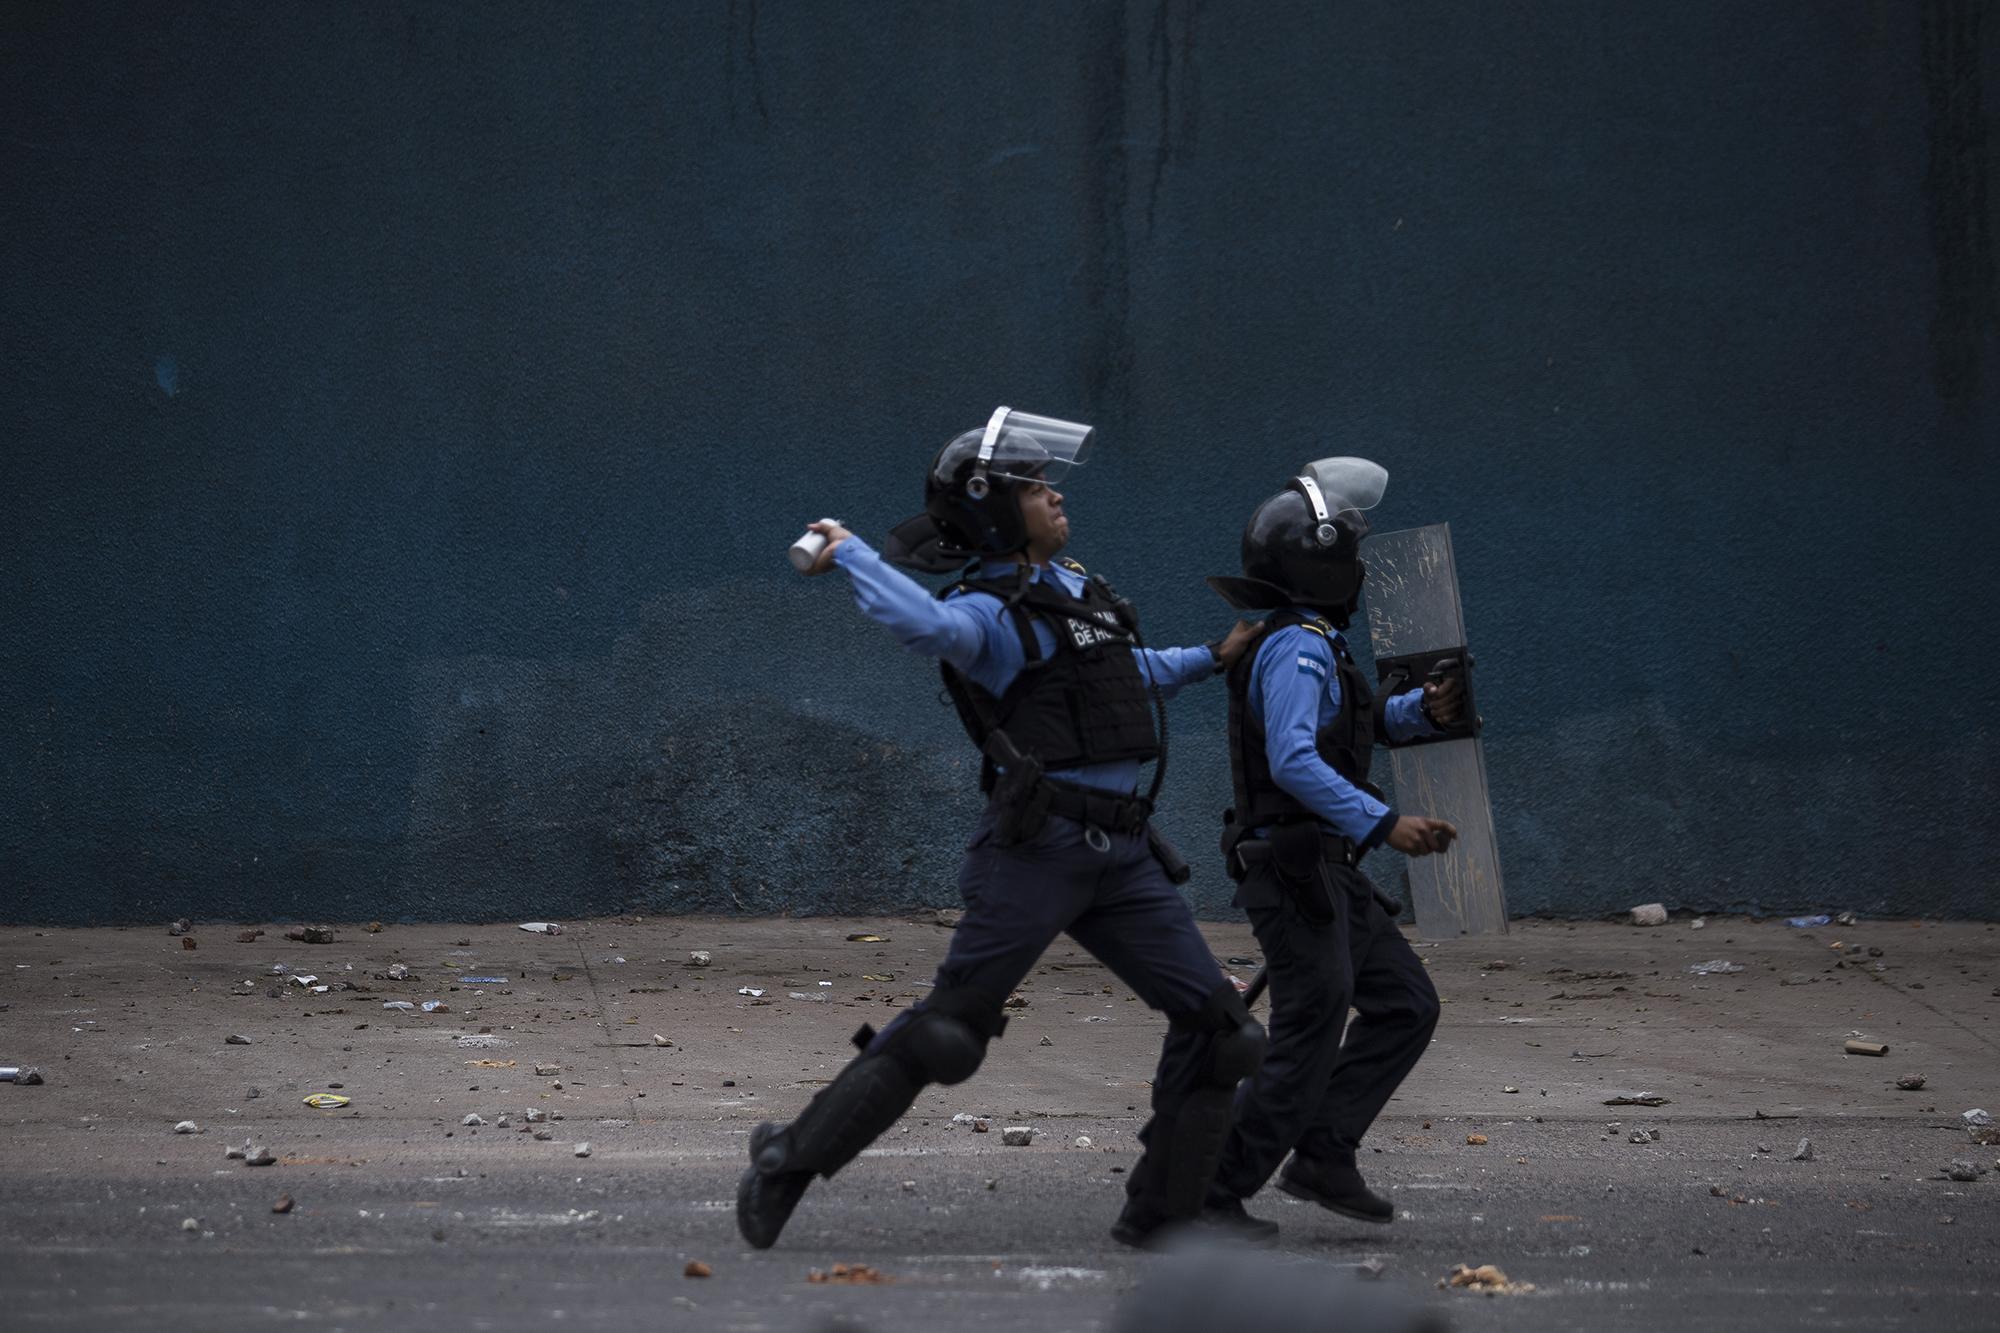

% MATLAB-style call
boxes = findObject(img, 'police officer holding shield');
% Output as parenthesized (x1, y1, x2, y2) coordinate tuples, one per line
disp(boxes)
(738, 407, 1268, 1250)
(1200, 458, 1463, 1235)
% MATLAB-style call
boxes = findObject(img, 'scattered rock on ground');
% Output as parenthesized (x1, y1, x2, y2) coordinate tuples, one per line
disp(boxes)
(1792, 1139, 1815, 1162)
(1001, 1126, 1035, 1146)
(684, 1260, 712, 1278)
(272, 1194, 294, 1214)
(1628, 903, 1667, 927)
(173, 1121, 200, 1135)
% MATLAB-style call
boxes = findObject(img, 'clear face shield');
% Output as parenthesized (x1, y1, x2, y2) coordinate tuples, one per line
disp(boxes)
(1294, 456, 1388, 546)
(958, 407, 1094, 498)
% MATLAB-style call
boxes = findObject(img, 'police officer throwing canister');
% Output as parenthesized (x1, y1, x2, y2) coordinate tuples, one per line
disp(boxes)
(738, 407, 1268, 1250)
(1200, 458, 1464, 1236)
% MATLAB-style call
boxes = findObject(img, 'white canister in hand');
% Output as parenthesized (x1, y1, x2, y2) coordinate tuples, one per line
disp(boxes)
(788, 520, 841, 572)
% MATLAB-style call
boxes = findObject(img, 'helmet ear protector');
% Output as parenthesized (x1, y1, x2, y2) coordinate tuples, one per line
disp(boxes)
(1294, 473, 1341, 547)
(963, 406, 1013, 501)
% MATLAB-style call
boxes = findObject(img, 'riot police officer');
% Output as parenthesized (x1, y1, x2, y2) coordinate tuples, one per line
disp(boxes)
(1200, 458, 1463, 1235)
(737, 407, 1268, 1250)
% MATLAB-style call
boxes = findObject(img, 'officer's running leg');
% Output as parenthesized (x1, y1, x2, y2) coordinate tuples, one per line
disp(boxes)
(1059, 827, 1266, 1244)
(1208, 867, 1358, 1207)
(737, 815, 1098, 1248)
(1290, 892, 1439, 1194)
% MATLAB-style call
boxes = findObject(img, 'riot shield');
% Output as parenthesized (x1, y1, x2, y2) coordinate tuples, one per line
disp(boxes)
(1364, 523, 1508, 939)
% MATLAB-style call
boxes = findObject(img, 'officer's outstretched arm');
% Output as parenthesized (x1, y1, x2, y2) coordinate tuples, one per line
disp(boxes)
(826, 535, 992, 672)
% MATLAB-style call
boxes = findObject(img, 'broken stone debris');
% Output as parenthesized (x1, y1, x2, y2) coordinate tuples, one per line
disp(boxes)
(1074, 1135, 1093, 1148)
(1896, 1074, 1927, 1091)
(224, 1034, 252, 1045)
(534, 1063, 561, 1077)
(684, 1261, 712, 1278)
(272, 1194, 294, 1214)
(1944, 1160, 1980, 1182)
(1791, 1138, 1815, 1161)
(174, 1120, 200, 1134)
(1628, 903, 1667, 927)
(808, 1263, 890, 1285)
(462, 1114, 488, 1127)
(1603, 1093, 1669, 1107)
(574, 1142, 592, 1158)
(285, 925, 336, 944)
(244, 1146, 276, 1167)
(1687, 959, 1742, 975)
(653, 1034, 673, 1047)
(688, 951, 711, 967)
(1441, 1263, 1533, 1295)
(518, 921, 563, 934)
(168, 919, 191, 935)
(1466, 1134, 1488, 1146)
(1001, 1126, 1035, 1146)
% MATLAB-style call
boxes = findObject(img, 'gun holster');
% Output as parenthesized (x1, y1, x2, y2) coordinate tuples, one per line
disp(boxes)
(1146, 822, 1192, 885)
(985, 731, 1051, 847)
(1269, 821, 1336, 925)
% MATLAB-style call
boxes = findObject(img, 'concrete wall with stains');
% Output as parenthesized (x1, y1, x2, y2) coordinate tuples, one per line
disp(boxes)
(4, 1, 1996, 925)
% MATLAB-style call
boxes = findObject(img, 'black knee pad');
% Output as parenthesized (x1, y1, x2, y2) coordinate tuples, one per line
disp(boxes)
(892, 986, 1003, 1086)
(1173, 983, 1267, 1086)
(898, 1011, 986, 1085)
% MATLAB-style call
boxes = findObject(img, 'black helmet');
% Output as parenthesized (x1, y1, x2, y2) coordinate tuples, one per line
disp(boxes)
(921, 424, 1052, 556)
(884, 408, 1094, 573)
(1207, 458, 1388, 624)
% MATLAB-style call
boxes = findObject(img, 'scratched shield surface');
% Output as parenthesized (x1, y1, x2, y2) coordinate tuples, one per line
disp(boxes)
(1365, 524, 1509, 939)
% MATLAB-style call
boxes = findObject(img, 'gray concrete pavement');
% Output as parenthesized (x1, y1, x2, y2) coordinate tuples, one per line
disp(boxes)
(2, 913, 1996, 1331)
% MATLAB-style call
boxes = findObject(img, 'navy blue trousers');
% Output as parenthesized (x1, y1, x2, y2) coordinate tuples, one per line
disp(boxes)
(868, 808, 1227, 1156)
(1211, 860, 1440, 1201)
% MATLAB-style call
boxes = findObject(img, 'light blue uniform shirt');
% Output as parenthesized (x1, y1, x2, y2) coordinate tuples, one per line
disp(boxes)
(833, 536, 1218, 794)
(1249, 608, 1436, 848)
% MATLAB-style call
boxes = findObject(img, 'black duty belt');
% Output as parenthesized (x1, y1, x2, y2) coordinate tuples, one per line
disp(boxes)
(1230, 827, 1358, 875)
(1040, 779, 1153, 835)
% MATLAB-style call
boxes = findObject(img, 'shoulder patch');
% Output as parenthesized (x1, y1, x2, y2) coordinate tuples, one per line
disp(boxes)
(1295, 652, 1329, 680)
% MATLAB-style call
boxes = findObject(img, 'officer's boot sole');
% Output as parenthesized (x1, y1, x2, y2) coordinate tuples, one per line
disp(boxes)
(1276, 1172, 1393, 1225)
(735, 1122, 814, 1249)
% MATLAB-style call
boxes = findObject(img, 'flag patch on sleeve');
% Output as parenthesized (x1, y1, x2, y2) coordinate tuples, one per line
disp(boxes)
(1296, 653, 1328, 679)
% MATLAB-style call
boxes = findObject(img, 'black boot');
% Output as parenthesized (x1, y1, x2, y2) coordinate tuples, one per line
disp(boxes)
(1111, 1195, 1184, 1250)
(1276, 1154, 1393, 1224)
(736, 1122, 814, 1249)
(1198, 1195, 1280, 1244)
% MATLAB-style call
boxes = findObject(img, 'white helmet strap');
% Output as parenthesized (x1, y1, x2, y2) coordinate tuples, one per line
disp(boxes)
(1295, 474, 1339, 546)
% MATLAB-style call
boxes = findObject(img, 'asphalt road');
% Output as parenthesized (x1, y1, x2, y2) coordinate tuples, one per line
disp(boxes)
(2, 914, 1996, 1330)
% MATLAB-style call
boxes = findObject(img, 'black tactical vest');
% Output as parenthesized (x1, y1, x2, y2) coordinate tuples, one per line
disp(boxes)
(1224, 611, 1381, 834)
(939, 561, 1161, 784)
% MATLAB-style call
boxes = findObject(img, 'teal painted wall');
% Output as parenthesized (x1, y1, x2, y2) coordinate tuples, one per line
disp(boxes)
(3, 1, 1995, 923)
